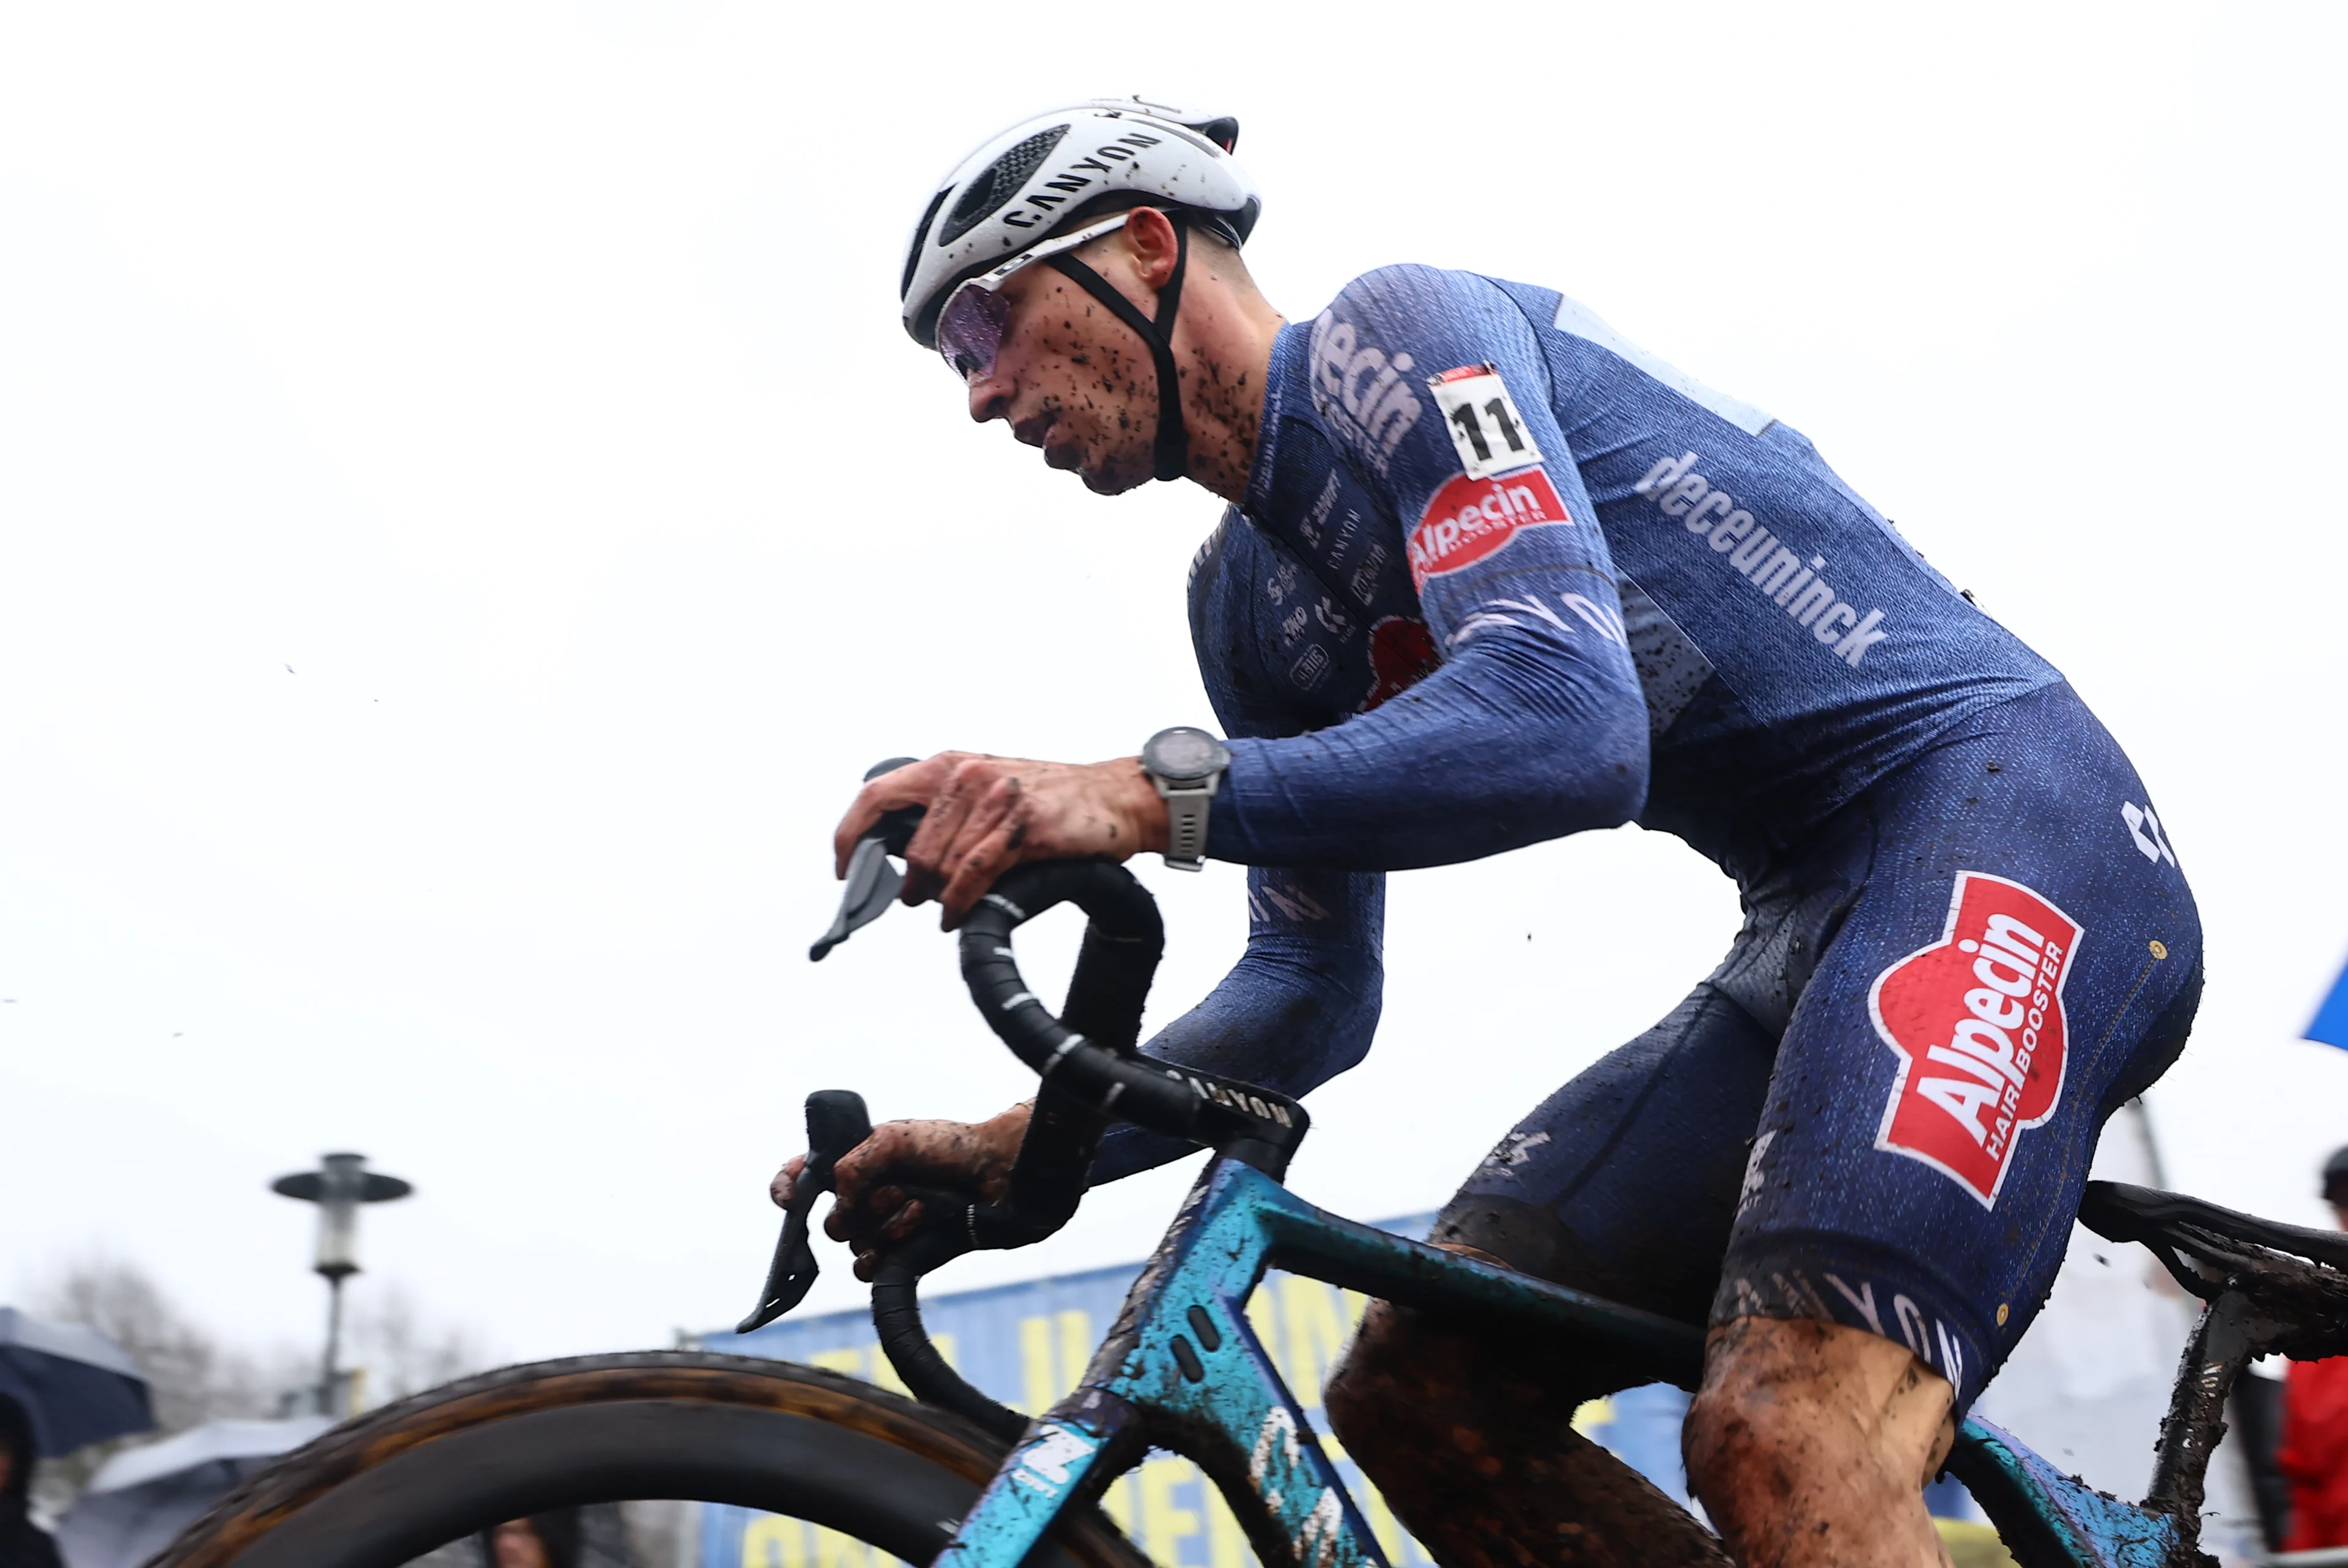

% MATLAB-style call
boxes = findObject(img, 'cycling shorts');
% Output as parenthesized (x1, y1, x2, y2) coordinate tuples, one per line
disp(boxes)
(1429, 680, 2202, 1413)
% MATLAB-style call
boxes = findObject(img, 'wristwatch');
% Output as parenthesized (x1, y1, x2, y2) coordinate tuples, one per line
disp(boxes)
(1140, 726, 1231, 872)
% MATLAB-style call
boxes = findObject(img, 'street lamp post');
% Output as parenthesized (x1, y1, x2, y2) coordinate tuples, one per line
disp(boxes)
(271, 1153, 412, 1416)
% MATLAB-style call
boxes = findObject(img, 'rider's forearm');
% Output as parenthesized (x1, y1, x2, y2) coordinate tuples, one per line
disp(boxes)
(1093, 869, 1384, 1183)
(1206, 626, 1651, 869)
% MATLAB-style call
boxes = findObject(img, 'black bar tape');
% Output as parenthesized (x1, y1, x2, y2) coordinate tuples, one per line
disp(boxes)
(870, 1235, 1025, 1442)
(954, 862, 1306, 1166)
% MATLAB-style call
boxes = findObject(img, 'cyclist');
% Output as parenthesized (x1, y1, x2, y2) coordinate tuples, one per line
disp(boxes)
(781, 98, 2203, 1568)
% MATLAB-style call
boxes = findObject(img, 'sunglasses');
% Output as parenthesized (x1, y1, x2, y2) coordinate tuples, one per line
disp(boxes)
(935, 211, 1136, 383)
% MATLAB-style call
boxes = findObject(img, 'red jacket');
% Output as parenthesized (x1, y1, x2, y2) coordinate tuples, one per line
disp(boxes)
(2281, 1356, 2348, 1550)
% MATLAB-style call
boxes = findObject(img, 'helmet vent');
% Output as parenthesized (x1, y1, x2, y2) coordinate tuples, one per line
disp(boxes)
(1192, 116, 1239, 152)
(901, 188, 951, 301)
(939, 125, 1069, 246)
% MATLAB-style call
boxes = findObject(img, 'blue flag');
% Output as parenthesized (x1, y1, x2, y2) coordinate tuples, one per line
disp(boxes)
(2308, 955, 2348, 1050)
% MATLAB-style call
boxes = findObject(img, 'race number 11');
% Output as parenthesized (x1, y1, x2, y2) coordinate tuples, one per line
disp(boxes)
(1430, 364, 1543, 480)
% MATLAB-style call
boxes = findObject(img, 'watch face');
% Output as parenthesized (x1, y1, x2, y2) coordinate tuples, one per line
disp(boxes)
(1146, 726, 1226, 783)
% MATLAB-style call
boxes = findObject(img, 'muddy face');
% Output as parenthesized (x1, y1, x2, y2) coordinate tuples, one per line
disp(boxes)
(965, 258, 1161, 496)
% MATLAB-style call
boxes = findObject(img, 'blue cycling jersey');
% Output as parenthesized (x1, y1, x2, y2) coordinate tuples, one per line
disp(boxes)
(1198, 263, 2058, 872)
(1096, 264, 2202, 1410)
(1104, 263, 2060, 1173)
(1090, 265, 2201, 1408)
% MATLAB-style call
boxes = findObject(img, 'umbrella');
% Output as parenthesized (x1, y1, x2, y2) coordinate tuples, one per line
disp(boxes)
(55, 1416, 333, 1568)
(0, 1308, 152, 1459)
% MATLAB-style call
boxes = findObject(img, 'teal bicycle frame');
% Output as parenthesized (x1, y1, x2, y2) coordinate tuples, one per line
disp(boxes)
(940, 1157, 2191, 1568)
(788, 842, 2267, 1568)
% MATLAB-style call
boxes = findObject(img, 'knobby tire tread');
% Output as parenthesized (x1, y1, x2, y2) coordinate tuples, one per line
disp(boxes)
(150, 1350, 1145, 1568)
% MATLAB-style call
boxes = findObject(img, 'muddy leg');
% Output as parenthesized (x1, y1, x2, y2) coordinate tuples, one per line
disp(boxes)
(1683, 1317, 1956, 1568)
(1327, 1297, 1728, 1568)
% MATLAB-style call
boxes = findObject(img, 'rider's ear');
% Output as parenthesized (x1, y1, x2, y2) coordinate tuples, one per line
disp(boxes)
(1123, 207, 1183, 291)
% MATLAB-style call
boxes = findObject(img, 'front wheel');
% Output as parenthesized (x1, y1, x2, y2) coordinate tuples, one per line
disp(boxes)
(154, 1351, 1146, 1568)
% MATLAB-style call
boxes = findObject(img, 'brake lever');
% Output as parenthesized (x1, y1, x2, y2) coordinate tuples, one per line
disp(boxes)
(810, 757, 925, 962)
(736, 1089, 874, 1334)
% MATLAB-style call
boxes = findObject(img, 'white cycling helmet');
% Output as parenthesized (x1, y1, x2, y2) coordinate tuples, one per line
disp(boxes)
(900, 97, 1260, 348)
(900, 98, 1260, 483)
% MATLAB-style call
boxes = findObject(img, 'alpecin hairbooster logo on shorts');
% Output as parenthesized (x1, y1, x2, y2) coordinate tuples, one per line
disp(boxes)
(1869, 872, 2083, 1209)
(1408, 466, 1570, 592)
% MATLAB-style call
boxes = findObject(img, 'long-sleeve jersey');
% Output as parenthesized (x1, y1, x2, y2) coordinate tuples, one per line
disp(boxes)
(1098, 264, 2059, 1179)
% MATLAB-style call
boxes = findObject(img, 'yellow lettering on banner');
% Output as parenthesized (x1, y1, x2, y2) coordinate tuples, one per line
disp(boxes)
(809, 1349, 862, 1376)
(869, 1335, 953, 1397)
(1101, 1473, 1137, 1537)
(869, 1343, 909, 1397)
(1139, 1456, 1202, 1563)
(813, 1524, 872, 1568)
(1019, 1313, 1090, 1412)
(1570, 1397, 1614, 1438)
(1054, 1313, 1090, 1398)
(1308, 1431, 1423, 1564)
(1203, 1485, 1250, 1568)
(1021, 1316, 1054, 1413)
(1281, 1277, 1352, 1409)
(1359, 1474, 1409, 1564)
(742, 1515, 804, 1568)
(1246, 1287, 1280, 1372)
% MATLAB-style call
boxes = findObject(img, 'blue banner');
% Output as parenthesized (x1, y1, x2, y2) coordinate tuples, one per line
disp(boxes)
(2307, 953, 2348, 1050)
(697, 1214, 1693, 1568)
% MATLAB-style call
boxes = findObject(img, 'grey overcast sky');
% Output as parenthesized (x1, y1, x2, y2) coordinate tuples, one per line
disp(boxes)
(2, 2, 2343, 1366)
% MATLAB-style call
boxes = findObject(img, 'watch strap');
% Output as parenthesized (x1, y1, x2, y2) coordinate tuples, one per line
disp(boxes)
(1161, 782, 1213, 870)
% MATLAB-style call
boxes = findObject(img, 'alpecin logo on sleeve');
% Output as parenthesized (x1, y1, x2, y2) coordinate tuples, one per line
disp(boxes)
(1407, 467, 1571, 592)
(1869, 872, 2083, 1208)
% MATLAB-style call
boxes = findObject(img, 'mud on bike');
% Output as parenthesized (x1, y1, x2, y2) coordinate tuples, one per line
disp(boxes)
(158, 786, 2348, 1568)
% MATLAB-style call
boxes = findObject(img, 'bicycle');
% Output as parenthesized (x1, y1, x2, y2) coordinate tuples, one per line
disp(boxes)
(158, 789, 2348, 1568)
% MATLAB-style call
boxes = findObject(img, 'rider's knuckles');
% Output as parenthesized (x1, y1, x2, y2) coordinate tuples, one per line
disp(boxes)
(910, 765, 997, 856)
(941, 806, 1030, 916)
(939, 851, 1009, 925)
(835, 753, 960, 875)
(831, 1131, 904, 1198)
(898, 810, 964, 904)
(931, 762, 1016, 842)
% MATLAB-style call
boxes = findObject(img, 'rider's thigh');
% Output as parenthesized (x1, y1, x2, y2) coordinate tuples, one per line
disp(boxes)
(1425, 981, 1778, 1380)
(1712, 680, 2202, 1415)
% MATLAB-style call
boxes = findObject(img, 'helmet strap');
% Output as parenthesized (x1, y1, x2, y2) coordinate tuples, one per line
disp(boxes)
(1046, 212, 1191, 482)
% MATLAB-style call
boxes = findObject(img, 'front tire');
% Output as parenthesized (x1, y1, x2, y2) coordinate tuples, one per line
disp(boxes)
(155, 1352, 1146, 1568)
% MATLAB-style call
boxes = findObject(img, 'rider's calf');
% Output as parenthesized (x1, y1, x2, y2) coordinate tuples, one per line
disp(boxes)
(1327, 1281, 1728, 1568)
(1683, 1316, 1957, 1568)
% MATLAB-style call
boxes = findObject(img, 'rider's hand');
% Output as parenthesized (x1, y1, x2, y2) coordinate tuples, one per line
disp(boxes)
(833, 752, 1167, 928)
(770, 1102, 1034, 1282)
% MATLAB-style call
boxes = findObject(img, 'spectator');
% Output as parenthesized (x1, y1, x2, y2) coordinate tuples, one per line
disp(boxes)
(2278, 1145, 2348, 1550)
(481, 1509, 581, 1568)
(0, 1396, 63, 1568)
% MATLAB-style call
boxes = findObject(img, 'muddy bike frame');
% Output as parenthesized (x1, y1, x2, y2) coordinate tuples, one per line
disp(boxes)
(779, 825, 2293, 1568)
(934, 1155, 2191, 1568)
